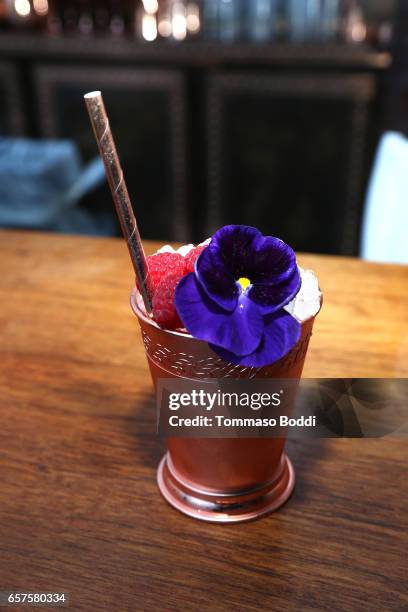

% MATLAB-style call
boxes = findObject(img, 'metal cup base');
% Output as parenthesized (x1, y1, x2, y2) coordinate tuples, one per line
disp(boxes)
(157, 451, 295, 524)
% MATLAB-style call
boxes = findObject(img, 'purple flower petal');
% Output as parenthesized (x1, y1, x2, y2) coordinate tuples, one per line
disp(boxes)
(195, 245, 238, 312)
(210, 224, 263, 278)
(248, 265, 301, 315)
(247, 235, 298, 285)
(175, 273, 264, 356)
(195, 225, 264, 311)
(209, 309, 301, 367)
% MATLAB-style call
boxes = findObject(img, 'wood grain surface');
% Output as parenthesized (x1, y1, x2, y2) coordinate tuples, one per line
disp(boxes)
(0, 230, 407, 612)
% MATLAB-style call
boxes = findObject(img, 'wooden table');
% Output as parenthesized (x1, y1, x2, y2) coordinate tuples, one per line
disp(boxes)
(0, 230, 407, 612)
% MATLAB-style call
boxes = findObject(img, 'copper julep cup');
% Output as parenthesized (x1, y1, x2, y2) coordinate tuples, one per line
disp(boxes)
(131, 288, 319, 523)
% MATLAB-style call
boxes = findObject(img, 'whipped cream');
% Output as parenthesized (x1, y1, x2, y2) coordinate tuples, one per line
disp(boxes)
(284, 267, 322, 322)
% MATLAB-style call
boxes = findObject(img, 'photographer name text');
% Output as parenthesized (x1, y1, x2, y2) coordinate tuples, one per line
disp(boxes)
(168, 415, 317, 428)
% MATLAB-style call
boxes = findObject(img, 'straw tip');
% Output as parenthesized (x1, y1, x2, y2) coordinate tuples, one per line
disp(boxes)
(84, 91, 102, 100)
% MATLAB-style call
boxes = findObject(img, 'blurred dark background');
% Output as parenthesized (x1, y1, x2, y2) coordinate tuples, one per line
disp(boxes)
(0, 0, 406, 256)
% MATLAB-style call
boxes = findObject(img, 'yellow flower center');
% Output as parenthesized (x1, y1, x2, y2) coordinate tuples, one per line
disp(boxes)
(238, 277, 251, 292)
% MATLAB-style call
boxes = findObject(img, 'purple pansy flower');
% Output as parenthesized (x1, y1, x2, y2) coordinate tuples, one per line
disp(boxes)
(175, 225, 302, 367)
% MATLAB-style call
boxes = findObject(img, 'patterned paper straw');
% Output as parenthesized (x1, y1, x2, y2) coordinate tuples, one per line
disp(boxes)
(84, 91, 153, 313)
